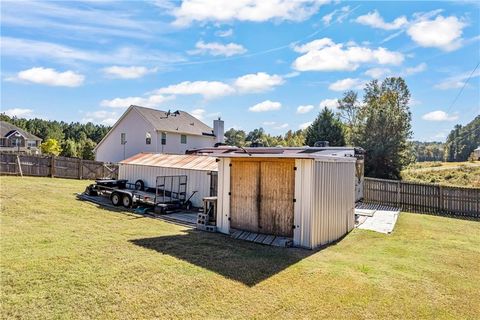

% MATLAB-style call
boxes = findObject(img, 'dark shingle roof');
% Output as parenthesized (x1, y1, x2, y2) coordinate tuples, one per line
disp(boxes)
(132, 105, 214, 136)
(0, 121, 42, 141)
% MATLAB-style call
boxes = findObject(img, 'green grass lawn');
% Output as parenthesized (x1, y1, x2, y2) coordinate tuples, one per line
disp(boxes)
(1, 176, 480, 319)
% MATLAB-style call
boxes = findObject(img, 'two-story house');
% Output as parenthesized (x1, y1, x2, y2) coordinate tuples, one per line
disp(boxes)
(94, 105, 225, 163)
(0, 121, 42, 154)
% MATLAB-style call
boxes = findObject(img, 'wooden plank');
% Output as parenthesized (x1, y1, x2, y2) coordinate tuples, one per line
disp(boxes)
(229, 160, 260, 233)
(259, 160, 295, 237)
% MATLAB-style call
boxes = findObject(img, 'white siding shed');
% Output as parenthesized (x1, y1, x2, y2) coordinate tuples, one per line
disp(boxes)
(213, 150, 357, 249)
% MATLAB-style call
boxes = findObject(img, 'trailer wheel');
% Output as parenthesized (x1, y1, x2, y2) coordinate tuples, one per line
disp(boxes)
(122, 194, 132, 208)
(134, 179, 145, 191)
(110, 192, 121, 206)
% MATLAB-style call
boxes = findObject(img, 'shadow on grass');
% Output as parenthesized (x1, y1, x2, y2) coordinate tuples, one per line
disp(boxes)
(130, 230, 313, 286)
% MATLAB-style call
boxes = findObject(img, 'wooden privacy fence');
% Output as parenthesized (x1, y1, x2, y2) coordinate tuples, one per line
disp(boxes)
(0, 153, 118, 180)
(364, 177, 480, 218)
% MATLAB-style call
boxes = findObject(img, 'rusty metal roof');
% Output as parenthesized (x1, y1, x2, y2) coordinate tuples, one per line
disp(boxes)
(119, 153, 218, 171)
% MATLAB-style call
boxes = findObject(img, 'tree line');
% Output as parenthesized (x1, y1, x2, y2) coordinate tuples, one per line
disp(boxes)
(226, 77, 413, 179)
(444, 115, 480, 162)
(0, 114, 110, 160)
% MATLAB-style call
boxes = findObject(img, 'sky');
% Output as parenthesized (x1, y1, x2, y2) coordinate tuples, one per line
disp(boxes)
(1, 0, 479, 142)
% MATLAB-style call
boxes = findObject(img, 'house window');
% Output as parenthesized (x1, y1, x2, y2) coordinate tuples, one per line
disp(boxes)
(146, 132, 151, 145)
(121, 133, 126, 145)
(181, 134, 187, 144)
(27, 141, 37, 148)
(161, 132, 166, 145)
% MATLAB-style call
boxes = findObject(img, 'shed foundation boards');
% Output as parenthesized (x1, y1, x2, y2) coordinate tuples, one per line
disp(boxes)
(216, 157, 356, 249)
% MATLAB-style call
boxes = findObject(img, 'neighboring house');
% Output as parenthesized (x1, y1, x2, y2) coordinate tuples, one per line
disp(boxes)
(0, 121, 42, 154)
(95, 105, 225, 163)
(474, 146, 480, 160)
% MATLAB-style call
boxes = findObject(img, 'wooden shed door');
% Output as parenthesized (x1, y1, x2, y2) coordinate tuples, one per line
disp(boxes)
(230, 159, 295, 237)
(230, 160, 260, 232)
(259, 161, 295, 237)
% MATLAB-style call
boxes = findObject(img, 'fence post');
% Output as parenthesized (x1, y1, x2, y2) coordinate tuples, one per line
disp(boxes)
(396, 180, 401, 208)
(50, 155, 55, 178)
(16, 154, 23, 177)
(439, 185, 443, 214)
(78, 158, 83, 179)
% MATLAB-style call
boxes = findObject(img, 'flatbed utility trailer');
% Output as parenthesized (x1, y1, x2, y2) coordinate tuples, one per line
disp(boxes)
(85, 176, 195, 213)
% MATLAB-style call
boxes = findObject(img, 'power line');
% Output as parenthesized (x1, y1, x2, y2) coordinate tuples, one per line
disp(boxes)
(445, 62, 480, 114)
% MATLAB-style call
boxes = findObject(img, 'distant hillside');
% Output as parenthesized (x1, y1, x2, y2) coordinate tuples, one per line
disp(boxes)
(401, 161, 480, 188)
(444, 115, 480, 162)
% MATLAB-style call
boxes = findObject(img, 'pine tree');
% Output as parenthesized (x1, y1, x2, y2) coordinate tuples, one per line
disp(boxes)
(305, 107, 345, 146)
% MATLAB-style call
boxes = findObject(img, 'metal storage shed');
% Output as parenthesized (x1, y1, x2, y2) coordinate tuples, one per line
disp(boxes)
(118, 153, 218, 208)
(208, 148, 357, 249)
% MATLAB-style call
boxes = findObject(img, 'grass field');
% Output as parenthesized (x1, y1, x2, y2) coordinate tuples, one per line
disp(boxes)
(401, 161, 480, 187)
(1, 176, 480, 319)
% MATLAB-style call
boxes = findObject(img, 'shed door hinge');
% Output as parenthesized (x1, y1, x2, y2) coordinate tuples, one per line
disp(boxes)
(294, 166, 297, 171)
(228, 192, 231, 196)
(229, 163, 232, 167)
(293, 198, 296, 203)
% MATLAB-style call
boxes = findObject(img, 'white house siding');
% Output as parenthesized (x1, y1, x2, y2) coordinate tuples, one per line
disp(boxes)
(95, 109, 157, 163)
(155, 131, 216, 155)
(118, 163, 214, 208)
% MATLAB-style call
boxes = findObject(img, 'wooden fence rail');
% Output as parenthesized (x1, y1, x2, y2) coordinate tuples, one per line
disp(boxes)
(0, 153, 118, 180)
(364, 177, 480, 218)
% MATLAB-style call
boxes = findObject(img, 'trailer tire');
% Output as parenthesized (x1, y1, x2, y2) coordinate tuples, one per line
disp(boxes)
(110, 192, 121, 206)
(134, 179, 145, 191)
(122, 194, 132, 208)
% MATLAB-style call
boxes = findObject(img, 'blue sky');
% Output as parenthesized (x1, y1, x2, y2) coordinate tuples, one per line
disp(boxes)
(1, 0, 479, 141)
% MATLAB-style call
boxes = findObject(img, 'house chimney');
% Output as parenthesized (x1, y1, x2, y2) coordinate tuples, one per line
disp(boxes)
(213, 117, 224, 144)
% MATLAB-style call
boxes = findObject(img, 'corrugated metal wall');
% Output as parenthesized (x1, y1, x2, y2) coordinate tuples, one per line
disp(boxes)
(216, 158, 231, 234)
(118, 164, 213, 208)
(310, 160, 355, 248)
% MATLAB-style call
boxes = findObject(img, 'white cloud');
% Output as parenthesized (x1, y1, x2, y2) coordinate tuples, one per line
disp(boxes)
(322, 11, 336, 26)
(172, 0, 329, 26)
(434, 69, 480, 90)
(407, 15, 465, 51)
(274, 123, 289, 129)
(102, 66, 157, 79)
(365, 67, 391, 78)
(328, 78, 365, 91)
(188, 41, 247, 57)
(356, 10, 408, 30)
(11, 67, 84, 87)
(1, 37, 183, 66)
(234, 72, 284, 92)
(422, 111, 459, 121)
(319, 98, 339, 109)
(215, 28, 233, 37)
(404, 62, 427, 76)
(249, 100, 281, 112)
(100, 94, 174, 108)
(296, 105, 314, 114)
(292, 38, 404, 72)
(2, 108, 34, 118)
(155, 81, 235, 99)
(262, 121, 276, 126)
(82, 110, 119, 126)
(299, 121, 312, 130)
(190, 108, 206, 120)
